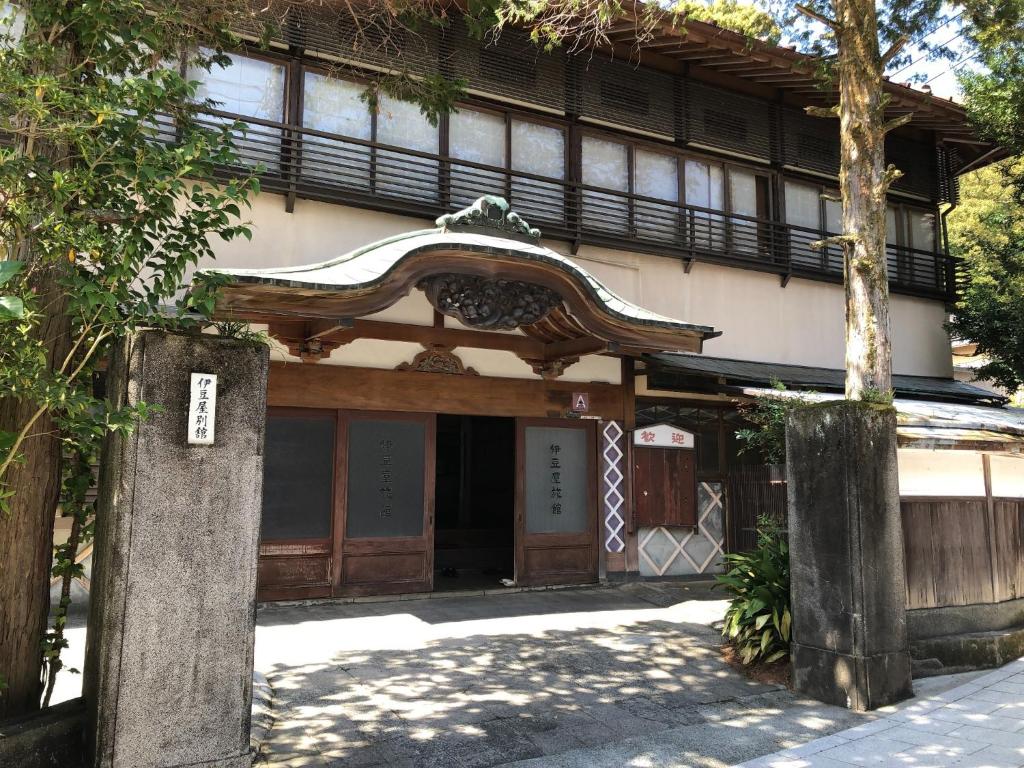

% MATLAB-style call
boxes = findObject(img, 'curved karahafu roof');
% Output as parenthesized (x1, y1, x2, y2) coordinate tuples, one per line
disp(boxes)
(200, 196, 719, 366)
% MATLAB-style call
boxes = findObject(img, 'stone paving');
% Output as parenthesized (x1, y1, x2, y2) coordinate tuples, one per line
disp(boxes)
(736, 662, 1024, 768)
(251, 582, 867, 767)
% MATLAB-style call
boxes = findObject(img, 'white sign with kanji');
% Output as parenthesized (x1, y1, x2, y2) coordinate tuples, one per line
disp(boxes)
(187, 373, 217, 445)
(634, 423, 695, 449)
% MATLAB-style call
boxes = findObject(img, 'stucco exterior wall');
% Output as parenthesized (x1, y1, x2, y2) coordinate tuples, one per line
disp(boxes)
(204, 192, 953, 377)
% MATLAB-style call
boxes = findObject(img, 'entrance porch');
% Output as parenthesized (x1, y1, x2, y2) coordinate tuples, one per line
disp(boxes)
(200, 197, 719, 600)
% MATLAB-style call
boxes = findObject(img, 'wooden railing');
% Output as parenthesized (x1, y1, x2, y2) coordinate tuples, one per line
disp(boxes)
(160, 111, 958, 301)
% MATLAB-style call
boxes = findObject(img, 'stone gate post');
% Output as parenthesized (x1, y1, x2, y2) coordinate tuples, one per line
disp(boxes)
(786, 401, 913, 711)
(84, 330, 268, 768)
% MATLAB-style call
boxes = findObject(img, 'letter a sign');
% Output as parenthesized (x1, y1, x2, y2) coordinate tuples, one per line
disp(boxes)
(571, 392, 589, 413)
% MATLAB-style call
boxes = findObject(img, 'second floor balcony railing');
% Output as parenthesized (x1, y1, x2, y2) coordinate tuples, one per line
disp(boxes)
(168, 110, 957, 302)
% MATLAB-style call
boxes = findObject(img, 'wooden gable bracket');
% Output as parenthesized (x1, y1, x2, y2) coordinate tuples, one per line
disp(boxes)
(268, 318, 618, 375)
(516, 337, 614, 380)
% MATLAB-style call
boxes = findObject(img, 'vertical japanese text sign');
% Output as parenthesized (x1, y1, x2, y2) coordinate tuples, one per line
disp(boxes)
(188, 373, 217, 445)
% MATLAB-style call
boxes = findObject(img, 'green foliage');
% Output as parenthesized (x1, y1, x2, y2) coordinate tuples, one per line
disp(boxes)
(716, 516, 791, 666)
(735, 382, 810, 464)
(668, 0, 781, 43)
(947, 160, 1024, 395)
(0, 0, 262, 700)
(0, 0, 260, 498)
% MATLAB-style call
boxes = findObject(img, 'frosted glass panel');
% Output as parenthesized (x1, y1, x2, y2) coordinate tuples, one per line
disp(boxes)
(635, 150, 678, 241)
(824, 197, 843, 271)
(262, 414, 335, 540)
(582, 137, 628, 232)
(302, 72, 371, 189)
(784, 181, 819, 227)
(193, 52, 285, 120)
(523, 427, 589, 534)
(685, 160, 724, 249)
(729, 169, 758, 256)
(450, 109, 506, 207)
(906, 209, 937, 286)
(785, 181, 820, 265)
(346, 420, 426, 538)
(909, 210, 935, 252)
(886, 206, 899, 245)
(191, 51, 285, 171)
(511, 120, 565, 221)
(376, 95, 439, 201)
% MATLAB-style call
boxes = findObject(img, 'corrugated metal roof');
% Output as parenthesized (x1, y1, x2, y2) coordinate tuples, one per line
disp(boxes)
(646, 353, 1007, 406)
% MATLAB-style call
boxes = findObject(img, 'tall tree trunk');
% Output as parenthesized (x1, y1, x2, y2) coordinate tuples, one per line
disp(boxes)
(835, 0, 895, 400)
(0, 277, 69, 718)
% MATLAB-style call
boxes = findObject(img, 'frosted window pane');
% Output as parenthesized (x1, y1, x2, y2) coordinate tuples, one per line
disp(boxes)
(685, 160, 724, 250)
(823, 197, 843, 272)
(635, 150, 678, 242)
(906, 209, 937, 287)
(450, 109, 506, 207)
(886, 206, 899, 245)
(784, 182, 819, 227)
(582, 137, 628, 232)
(376, 96, 439, 201)
(909, 209, 935, 252)
(729, 170, 758, 256)
(301, 72, 371, 189)
(193, 52, 284, 121)
(524, 427, 589, 534)
(785, 181, 820, 267)
(190, 52, 285, 172)
(1, 3, 26, 41)
(510, 120, 564, 222)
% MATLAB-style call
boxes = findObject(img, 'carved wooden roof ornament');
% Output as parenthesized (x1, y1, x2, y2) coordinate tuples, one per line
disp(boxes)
(435, 195, 541, 243)
(419, 274, 562, 330)
(396, 344, 479, 376)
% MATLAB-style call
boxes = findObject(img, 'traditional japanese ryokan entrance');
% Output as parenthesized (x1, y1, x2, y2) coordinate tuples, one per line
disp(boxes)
(204, 197, 719, 600)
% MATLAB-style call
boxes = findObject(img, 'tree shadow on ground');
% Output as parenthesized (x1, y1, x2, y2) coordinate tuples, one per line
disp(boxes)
(256, 601, 865, 768)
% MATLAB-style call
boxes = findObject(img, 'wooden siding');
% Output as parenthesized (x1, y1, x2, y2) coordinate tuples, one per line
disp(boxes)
(902, 497, 1024, 610)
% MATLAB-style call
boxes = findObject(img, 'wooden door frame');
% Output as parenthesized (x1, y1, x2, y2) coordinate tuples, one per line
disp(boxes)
(514, 417, 599, 587)
(257, 406, 339, 602)
(333, 409, 437, 597)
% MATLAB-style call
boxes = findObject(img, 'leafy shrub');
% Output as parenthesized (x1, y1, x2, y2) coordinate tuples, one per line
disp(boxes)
(716, 516, 791, 665)
(735, 380, 811, 464)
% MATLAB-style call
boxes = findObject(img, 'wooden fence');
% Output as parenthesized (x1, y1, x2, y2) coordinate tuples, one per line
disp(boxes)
(725, 464, 1024, 611)
(725, 464, 787, 553)
(902, 497, 1024, 610)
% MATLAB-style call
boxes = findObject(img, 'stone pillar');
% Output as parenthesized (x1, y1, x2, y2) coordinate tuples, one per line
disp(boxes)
(84, 331, 268, 768)
(786, 401, 913, 711)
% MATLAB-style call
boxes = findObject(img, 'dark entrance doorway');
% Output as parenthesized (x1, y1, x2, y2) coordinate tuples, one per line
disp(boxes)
(434, 415, 515, 591)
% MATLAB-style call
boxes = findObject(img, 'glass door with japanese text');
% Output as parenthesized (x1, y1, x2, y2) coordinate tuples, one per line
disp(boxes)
(514, 418, 598, 586)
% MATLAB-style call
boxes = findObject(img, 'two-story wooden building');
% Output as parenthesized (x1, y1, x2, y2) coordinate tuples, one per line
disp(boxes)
(179, 8, 1023, 609)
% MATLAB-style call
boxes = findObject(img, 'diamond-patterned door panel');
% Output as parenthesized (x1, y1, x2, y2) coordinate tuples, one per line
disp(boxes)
(601, 421, 626, 553)
(638, 481, 725, 576)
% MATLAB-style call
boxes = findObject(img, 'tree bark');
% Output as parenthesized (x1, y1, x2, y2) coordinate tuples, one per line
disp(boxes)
(0, 275, 69, 718)
(835, 0, 894, 400)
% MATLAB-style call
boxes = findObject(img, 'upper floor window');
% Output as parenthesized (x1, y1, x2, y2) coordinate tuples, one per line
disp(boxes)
(889, 204, 939, 287)
(784, 180, 842, 271)
(190, 51, 286, 171)
(449, 106, 566, 221)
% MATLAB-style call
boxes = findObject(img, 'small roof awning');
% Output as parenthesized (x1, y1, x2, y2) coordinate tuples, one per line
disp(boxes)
(743, 387, 1024, 451)
(199, 196, 719, 360)
(640, 353, 1023, 451)
(644, 352, 1007, 406)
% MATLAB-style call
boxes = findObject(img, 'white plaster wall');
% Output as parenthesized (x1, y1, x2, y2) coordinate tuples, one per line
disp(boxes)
(207, 193, 953, 377)
(569, 244, 952, 377)
(991, 455, 1024, 498)
(897, 449, 986, 497)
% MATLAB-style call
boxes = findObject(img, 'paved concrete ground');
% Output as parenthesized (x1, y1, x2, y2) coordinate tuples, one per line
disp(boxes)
(251, 582, 868, 767)
(737, 663, 1024, 768)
